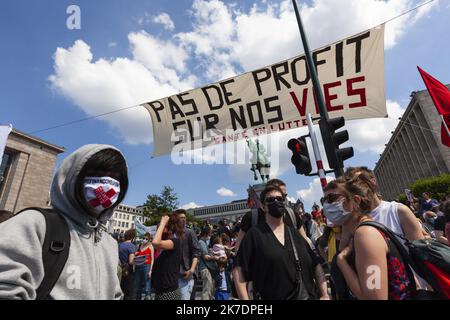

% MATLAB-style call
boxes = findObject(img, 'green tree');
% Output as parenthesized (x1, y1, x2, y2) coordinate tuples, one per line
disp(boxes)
(142, 186, 180, 226)
(409, 173, 450, 201)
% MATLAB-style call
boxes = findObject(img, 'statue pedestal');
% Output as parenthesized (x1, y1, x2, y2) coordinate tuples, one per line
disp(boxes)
(248, 183, 266, 194)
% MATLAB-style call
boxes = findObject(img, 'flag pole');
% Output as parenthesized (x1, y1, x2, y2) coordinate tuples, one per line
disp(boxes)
(441, 115, 450, 136)
(291, 0, 329, 121)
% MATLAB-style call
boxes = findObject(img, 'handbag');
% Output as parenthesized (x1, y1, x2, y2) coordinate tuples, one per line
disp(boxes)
(286, 227, 310, 300)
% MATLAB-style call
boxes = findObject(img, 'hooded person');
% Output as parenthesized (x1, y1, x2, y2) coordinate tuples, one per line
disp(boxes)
(0, 144, 128, 300)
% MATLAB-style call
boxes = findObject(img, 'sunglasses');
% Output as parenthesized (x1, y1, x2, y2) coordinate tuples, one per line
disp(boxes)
(324, 193, 345, 204)
(265, 196, 284, 204)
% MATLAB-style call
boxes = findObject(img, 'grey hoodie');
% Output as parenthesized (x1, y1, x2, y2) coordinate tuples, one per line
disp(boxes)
(0, 144, 127, 300)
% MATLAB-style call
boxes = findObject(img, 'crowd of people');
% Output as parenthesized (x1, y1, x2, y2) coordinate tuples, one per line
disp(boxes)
(0, 144, 448, 300)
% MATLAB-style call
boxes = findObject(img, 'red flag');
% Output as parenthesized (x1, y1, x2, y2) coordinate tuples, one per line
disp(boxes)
(247, 185, 263, 209)
(417, 66, 450, 147)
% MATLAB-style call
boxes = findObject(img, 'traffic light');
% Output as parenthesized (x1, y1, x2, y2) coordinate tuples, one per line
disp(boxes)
(319, 116, 354, 171)
(287, 136, 312, 175)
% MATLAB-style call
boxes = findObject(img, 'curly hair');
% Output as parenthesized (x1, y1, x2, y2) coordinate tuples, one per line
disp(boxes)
(324, 173, 378, 215)
(165, 213, 185, 240)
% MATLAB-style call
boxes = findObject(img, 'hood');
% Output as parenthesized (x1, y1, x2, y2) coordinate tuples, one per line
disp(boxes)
(50, 144, 128, 232)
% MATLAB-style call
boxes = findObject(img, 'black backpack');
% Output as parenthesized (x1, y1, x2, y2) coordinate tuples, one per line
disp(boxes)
(16, 207, 71, 300)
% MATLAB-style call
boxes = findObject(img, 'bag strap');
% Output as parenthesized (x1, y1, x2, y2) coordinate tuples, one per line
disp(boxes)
(285, 206, 298, 230)
(286, 227, 302, 281)
(251, 208, 258, 228)
(17, 207, 71, 300)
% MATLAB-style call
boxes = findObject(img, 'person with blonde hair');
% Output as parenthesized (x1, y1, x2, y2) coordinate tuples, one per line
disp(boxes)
(323, 178, 416, 300)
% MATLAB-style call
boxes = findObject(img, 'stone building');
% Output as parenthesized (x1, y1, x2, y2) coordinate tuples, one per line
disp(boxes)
(108, 204, 149, 234)
(187, 199, 250, 223)
(0, 129, 65, 213)
(374, 86, 450, 200)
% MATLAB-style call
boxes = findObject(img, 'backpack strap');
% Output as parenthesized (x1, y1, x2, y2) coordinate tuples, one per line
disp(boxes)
(17, 207, 71, 300)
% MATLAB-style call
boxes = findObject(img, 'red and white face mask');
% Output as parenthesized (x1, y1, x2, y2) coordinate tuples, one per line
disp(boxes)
(83, 176, 120, 215)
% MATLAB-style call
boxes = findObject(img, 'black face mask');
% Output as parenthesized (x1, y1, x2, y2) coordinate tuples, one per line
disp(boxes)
(267, 201, 286, 218)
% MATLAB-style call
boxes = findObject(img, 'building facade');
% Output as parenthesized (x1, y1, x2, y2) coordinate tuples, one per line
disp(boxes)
(374, 86, 450, 200)
(0, 129, 65, 213)
(108, 204, 149, 234)
(187, 199, 251, 223)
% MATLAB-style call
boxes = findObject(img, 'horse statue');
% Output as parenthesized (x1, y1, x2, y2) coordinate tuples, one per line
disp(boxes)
(246, 138, 271, 183)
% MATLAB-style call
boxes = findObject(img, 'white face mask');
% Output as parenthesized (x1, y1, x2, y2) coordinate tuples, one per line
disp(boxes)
(84, 176, 120, 215)
(323, 199, 352, 226)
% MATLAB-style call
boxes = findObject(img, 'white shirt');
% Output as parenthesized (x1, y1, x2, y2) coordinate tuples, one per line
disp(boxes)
(370, 201, 403, 235)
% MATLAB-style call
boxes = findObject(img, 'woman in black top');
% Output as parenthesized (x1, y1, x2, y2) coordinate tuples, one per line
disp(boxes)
(234, 185, 329, 300)
(151, 214, 184, 300)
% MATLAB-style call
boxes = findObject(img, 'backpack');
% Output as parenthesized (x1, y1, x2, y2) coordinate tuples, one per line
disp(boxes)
(359, 220, 450, 299)
(16, 207, 71, 300)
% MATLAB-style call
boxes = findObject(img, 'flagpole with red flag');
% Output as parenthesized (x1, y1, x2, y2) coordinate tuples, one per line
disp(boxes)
(417, 66, 450, 147)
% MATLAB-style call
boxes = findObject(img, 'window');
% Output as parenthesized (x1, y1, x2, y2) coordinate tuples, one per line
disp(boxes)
(0, 149, 14, 199)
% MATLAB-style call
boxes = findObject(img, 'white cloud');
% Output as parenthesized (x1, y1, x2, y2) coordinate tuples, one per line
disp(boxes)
(345, 100, 406, 153)
(49, 0, 435, 146)
(181, 202, 203, 210)
(152, 12, 176, 31)
(231, 0, 439, 71)
(217, 187, 238, 197)
(296, 176, 334, 210)
(108, 42, 117, 48)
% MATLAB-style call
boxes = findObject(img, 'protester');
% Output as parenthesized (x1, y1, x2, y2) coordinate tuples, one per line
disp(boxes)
(119, 229, 137, 300)
(174, 209, 201, 300)
(217, 220, 231, 237)
(215, 259, 232, 301)
(303, 213, 313, 239)
(323, 178, 416, 300)
(234, 185, 329, 300)
(198, 227, 217, 300)
(151, 214, 184, 300)
(421, 211, 438, 238)
(310, 213, 325, 244)
(439, 200, 450, 245)
(420, 192, 440, 215)
(211, 234, 228, 260)
(325, 167, 424, 300)
(134, 232, 154, 300)
(0, 144, 127, 299)
(342, 167, 424, 242)
(0, 210, 13, 224)
(235, 179, 310, 251)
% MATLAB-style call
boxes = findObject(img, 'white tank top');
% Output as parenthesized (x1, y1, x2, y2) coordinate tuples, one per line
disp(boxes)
(370, 201, 403, 235)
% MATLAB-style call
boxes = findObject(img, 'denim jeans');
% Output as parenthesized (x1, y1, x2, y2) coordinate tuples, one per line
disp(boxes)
(135, 264, 151, 300)
(178, 277, 194, 300)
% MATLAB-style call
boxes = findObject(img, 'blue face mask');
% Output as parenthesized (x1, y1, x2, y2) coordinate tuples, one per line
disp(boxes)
(425, 217, 437, 225)
(323, 199, 352, 226)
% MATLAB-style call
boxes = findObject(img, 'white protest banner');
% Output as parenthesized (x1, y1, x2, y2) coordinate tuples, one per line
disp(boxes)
(135, 219, 157, 237)
(405, 189, 414, 203)
(145, 25, 386, 157)
(0, 124, 12, 163)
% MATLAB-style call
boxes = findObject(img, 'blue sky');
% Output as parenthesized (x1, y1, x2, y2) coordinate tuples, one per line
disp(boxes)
(1, 0, 449, 211)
